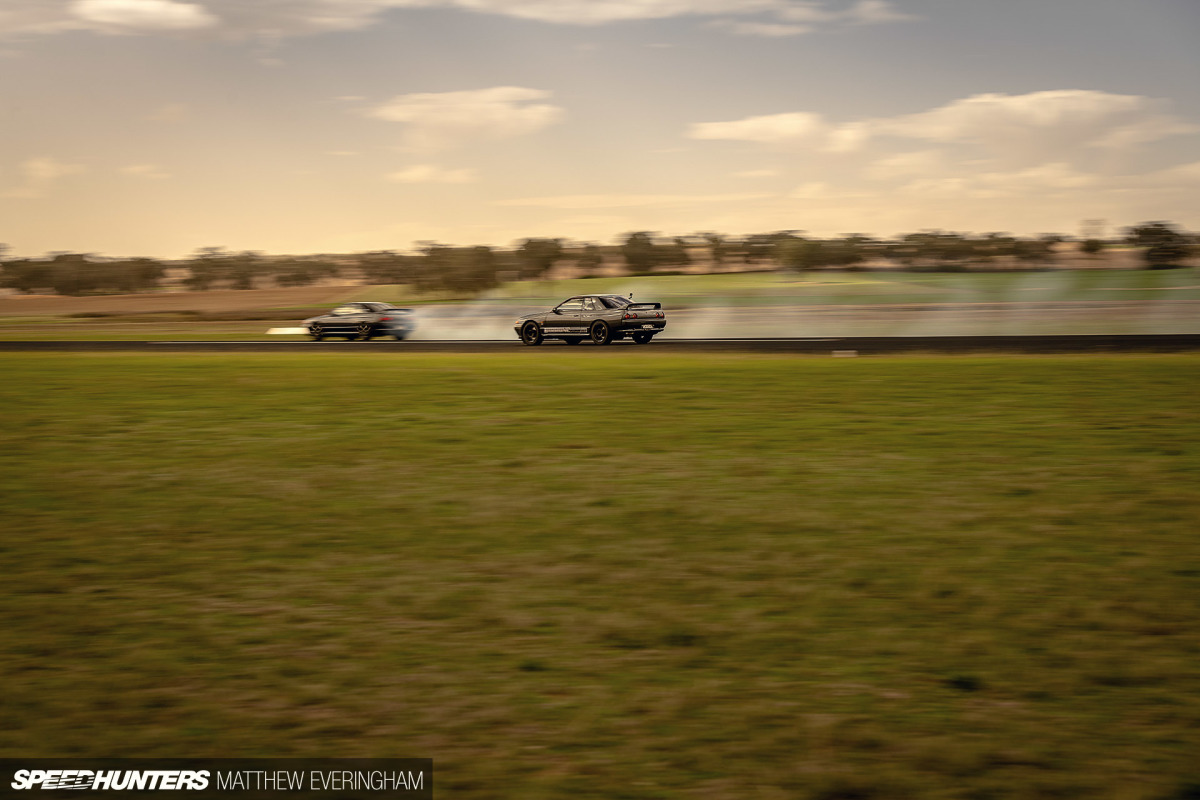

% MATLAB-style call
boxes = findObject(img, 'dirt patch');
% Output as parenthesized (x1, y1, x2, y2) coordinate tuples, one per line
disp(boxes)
(0, 284, 370, 317)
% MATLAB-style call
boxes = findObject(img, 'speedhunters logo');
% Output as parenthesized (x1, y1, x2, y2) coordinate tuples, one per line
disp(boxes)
(0, 761, 431, 799)
(12, 771, 210, 791)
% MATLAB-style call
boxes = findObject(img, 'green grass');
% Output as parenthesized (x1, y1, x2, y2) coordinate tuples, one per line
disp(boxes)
(2, 353, 1199, 799)
(484, 268, 1200, 305)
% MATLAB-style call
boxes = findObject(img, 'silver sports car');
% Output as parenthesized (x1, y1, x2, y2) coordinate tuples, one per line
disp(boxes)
(301, 302, 416, 341)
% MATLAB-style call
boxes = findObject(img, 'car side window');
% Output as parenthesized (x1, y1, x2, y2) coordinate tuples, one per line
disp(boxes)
(559, 299, 583, 312)
(582, 298, 597, 312)
(331, 305, 358, 316)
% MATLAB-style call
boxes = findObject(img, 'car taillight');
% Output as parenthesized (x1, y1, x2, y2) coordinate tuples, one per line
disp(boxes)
(624, 313, 637, 319)
(380, 316, 391, 321)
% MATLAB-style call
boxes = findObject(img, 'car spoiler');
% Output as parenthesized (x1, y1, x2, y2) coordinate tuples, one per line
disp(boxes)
(628, 302, 661, 310)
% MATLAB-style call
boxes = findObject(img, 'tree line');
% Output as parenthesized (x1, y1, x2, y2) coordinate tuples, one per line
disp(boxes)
(0, 222, 1194, 296)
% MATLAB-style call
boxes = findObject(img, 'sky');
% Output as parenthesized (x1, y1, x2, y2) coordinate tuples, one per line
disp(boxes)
(1, 0, 1198, 258)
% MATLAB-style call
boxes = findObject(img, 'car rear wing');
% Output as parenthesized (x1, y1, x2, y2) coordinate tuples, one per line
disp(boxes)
(628, 302, 661, 310)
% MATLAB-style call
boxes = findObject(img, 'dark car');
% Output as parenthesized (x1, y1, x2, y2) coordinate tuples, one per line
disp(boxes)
(514, 294, 666, 346)
(302, 302, 416, 341)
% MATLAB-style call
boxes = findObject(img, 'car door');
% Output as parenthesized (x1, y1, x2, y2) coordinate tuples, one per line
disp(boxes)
(324, 304, 360, 335)
(579, 297, 601, 331)
(546, 298, 583, 335)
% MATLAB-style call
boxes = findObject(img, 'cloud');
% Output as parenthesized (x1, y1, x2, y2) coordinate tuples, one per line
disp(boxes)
(865, 150, 942, 180)
(368, 86, 564, 150)
(386, 164, 476, 183)
(2, 0, 915, 39)
(69, 0, 218, 31)
(788, 181, 830, 199)
(4, 157, 86, 198)
(712, 21, 813, 36)
(716, 0, 913, 36)
(121, 163, 171, 179)
(881, 91, 1198, 152)
(844, 0, 915, 24)
(894, 162, 1100, 200)
(690, 90, 1199, 160)
(690, 112, 826, 144)
(497, 192, 771, 209)
(734, 168, 780, 178)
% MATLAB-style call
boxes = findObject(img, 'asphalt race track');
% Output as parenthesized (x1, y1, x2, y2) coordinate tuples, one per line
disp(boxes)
(2, 334, 1199, 354)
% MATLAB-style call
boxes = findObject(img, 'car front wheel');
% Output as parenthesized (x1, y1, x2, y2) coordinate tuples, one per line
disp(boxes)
(308, 324, 324, 341)
(356, 322, 375, 341)
(590, 321, 613, 346)
(521, 322, 544, 346)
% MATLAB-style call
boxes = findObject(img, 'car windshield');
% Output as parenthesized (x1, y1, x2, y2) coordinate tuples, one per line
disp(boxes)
(600, 296, 631, 308)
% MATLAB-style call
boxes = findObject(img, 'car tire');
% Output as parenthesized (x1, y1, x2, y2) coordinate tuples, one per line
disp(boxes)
(563, 337, 582, 345)
(356, 322, 375, 341)
(521, 322, 544, 346)
(590, 321, 613, 346)
(632, 332, 653, 344)
(392, 332, 408, 341)
(308, 324, 325, 341)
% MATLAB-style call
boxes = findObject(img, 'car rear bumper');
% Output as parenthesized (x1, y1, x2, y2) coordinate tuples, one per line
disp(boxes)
(618, 321, 666, 334)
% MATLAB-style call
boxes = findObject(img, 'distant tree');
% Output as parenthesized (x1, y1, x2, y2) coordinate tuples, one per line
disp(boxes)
(1012, 238, 1055, 265)
(621, 232, 658, 275)
(1, 258, 52, 293)
(227, 251, 263, 290)
(516, 238, 563, 280)
(897, 231, 974, 269)
(277, 257, 340, 287)
(48, 253, 92, 295)
(1126, 222, 1192, 269)
(743, 232, 780, 265)
(415, 243, 500, 295)
(774, 234, 820, 271)
(701, 232, 727, 269)
(445, 245, 499, 294)
(574, 244, 604, 277)
(665, 237, 692, 268)
(1080, 239, 1104, 255)
(184, 247, 227, 290)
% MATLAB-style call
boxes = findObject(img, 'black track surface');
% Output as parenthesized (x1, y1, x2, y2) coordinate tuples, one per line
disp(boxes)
(2, 335, 1199, 354)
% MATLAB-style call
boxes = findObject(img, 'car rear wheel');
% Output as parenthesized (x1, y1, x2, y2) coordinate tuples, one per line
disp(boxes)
(590, 321, 613, 346)
(308, 324, 324, 341)
(521, 322, 543, 346)
(632, 332, 654, 344)
(356, 322, 375, 341)
(392, 332, 408, 341)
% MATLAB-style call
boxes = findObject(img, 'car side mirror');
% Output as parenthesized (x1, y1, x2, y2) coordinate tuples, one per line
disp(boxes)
(552, 308, 562, 314)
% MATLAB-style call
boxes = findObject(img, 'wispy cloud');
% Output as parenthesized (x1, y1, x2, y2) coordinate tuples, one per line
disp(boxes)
(689, 90, 1200, 160)
(4, 157, 86, 198)
(497, 192, 771, 209)
(69, 0, 218, 32)
(691, 112, 826, 144)
(121, 163, 171, 179)
(368, 86, 564, 151)
(386, 164, 476, 184)
(2, 0, 915, 39)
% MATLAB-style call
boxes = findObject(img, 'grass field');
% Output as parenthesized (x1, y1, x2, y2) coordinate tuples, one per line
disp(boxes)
(2, 353, 1199, 799)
